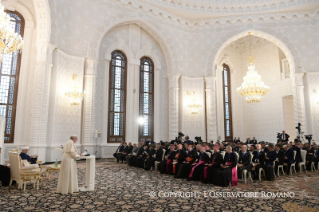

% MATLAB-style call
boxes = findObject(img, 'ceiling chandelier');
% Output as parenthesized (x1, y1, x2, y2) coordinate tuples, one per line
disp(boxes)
(187, 91, 202, 114)
(236, 32, 269, 104)
(65, 74, 85, 106)
(0, 1, 24, 62)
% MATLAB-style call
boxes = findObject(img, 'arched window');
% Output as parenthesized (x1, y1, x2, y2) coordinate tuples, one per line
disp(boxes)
(108, 50, 127, 143)
(222, 64, 233, 142)
(139, 57, 154, 142)
(1, 11, 24, 143)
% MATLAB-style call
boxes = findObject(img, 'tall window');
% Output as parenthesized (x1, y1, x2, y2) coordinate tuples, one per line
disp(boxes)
(1, 11, 24, 143)
(108, 50, 127, 143)
(222, 64, 233, 142)
(139, 57, 154, 142)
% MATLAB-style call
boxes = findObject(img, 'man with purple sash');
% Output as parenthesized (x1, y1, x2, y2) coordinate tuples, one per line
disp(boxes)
(188, 145, 209, 181)
(213, 145, 238, 187)
(201, 145, 223, 183)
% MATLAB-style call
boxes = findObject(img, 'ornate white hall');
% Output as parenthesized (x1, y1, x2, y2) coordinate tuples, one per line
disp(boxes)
(0, 0, 318, 163)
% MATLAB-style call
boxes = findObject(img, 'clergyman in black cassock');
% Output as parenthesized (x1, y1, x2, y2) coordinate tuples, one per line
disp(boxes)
(213, 146, 238, 187)
(188, 145, 210, 181)
(136, 145, 150, 168)
(159, 146, 176, 174)
(237, 145, 252, 180)
(168, 144, 187, 175)
(175, 145, 197, 178)
(201, 145, 223, 183)
(145, 144, 163, 170)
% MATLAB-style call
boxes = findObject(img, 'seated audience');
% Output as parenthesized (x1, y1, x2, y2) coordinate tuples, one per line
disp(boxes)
(113, 141, 124, 163)
(159, 145, 176, 174)
(212, 145, 238, 187)
(145, 144, 163, 170)
(188, 145, 209, 181)
(237, 145, 251, 180)
(169, 143, 187, 175)
(201, 145, 223, 183)
(175, 145, 197, 178)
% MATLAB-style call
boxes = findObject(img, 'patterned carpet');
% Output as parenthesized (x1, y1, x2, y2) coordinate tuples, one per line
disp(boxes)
(1, 159, 319, 211)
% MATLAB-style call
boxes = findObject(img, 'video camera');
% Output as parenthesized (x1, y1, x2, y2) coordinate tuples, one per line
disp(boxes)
(305, 135, 313, 143)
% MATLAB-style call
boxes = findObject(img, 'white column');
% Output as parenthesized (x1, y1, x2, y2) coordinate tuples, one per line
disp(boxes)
(30, 42, 55, 162)
(205, 77, 218, 142)
(168, 75, 180, 140)
(82, 59, 98, 154)
(102, 58, 110, 145)
(14, 24, 34, 144)
(293, 73, 307, 132)
(154, 68, 161, 142)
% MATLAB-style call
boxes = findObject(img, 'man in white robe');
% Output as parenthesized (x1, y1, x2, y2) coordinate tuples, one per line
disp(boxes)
(57, 135, 82, 194)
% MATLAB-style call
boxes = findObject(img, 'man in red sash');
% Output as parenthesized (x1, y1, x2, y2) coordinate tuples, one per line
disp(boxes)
(213, 145, 238, 187)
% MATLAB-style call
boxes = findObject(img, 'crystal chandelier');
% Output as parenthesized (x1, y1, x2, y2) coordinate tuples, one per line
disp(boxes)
(187, 91, 202, 114)
(0, 1, 24, 62)
(236, 32, 269, 104)
(65, 74, 85, 106)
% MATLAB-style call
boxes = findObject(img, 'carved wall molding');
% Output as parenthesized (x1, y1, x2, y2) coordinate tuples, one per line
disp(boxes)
(88, 17, 174, 73)
(110, 0, 319, 27)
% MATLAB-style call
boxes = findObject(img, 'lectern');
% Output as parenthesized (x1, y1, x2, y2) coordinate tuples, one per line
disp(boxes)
(79, 155, 96, 191)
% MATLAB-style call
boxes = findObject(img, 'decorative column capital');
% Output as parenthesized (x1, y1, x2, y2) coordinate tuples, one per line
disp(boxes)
(85, 59, 98, 76)
(294, 72, 305, 86)
(36, 42, 55, 63)
(205, 77, 216, 90)
(168, 75, 180, 88)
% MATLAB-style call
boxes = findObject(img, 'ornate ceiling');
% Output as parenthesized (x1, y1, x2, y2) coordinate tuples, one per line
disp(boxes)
(139, 0, 319, 20)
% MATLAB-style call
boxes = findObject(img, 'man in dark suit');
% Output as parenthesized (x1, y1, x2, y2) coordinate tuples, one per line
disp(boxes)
(251, 144, 265, 180)
(293, 142, 302, 166)
(251, 137, 257, 144)
(233, 137, 237, 144)
(113, 141, 124, 162)
(120, 142, 133, 163)
(275, 144, 285, 172)
(311, 144, 319, 168)
(280, 130, 290, 143)
(145, 143, 164, 171)
(237, 145, 252, 180)
(284, 144, 295, 174)
(260, 141, 269, 154)
(264, 143, 277, 180)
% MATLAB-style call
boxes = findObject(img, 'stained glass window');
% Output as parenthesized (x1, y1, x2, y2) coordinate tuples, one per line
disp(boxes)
(1, 11, 24, 143)
(139, 57, 154, 142)
(108, 51, 127, 143)
(222, 64, 233, 142)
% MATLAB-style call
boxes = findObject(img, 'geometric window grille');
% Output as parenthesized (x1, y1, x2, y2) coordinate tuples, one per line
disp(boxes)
(1, 11, 24, 143)
(222, 64, 233, 142)
(108, 50, 127, 143)
(139, 57, 154, 142)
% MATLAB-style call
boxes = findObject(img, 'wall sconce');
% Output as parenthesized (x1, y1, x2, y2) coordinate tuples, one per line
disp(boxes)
(187, 91, 202, 114)
(65, 74, 85, 106)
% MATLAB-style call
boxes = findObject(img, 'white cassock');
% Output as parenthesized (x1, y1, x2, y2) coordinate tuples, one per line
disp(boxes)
(57, 140, 80, 194)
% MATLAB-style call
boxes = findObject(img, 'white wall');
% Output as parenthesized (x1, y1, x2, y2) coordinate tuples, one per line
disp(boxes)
(216, 40, 294, 142)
